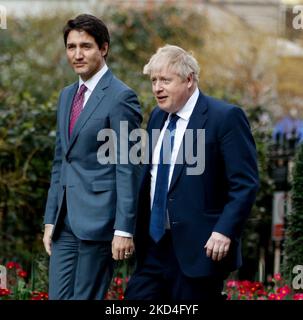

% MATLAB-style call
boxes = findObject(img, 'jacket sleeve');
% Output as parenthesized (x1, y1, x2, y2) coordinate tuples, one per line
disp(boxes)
(43, 92, 63, 225)
(213, 106, 259, 239)
(109, 89, 143, 234)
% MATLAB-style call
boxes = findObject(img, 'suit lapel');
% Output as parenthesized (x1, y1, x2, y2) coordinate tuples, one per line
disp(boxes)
(168, 91, 208, 192)
(61, 82, 78, 154)
(66, 70, 112, 155)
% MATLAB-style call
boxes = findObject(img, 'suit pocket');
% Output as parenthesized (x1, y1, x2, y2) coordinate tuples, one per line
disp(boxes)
(91, 180, 115, 192)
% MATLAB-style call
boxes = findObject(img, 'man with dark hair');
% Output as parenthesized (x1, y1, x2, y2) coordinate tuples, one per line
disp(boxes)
(63, 14, 110, 58)
(43, 14, 142, 300)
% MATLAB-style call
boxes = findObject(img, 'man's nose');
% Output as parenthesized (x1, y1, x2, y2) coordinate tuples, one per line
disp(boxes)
(75, 47, 84, 59)
(154, 81, 163, 93)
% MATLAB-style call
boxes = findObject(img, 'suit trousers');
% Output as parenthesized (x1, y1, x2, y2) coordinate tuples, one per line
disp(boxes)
(48, 200, 114, 300)
(125, 231, 225, 301)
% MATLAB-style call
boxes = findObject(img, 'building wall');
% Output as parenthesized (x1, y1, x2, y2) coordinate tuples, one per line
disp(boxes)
(0, 0, 94, 17)
(207, 0, 281, 34)
(0, 0, 283, 33)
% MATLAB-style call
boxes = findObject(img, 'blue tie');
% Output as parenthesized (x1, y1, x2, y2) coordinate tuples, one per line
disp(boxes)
(150, 113, 179, 243)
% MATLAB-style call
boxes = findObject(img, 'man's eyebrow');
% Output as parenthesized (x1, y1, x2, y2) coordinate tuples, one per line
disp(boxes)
(66, 42, 93, 46)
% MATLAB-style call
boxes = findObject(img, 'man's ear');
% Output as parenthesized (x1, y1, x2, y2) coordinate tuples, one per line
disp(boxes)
(187, 73, 194, 88)
(100, 42, 109, 57)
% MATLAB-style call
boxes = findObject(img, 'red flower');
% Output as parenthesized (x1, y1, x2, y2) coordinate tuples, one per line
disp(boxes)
(277, 285, 291, 296)
(257, 289, 267, 296)
(268, 293, 277, 300)
(274, 273, 282, 281)
(5, 261, 21, 270)
(17, 270, 27, 278)
(114, 277, 123, 286)
(6, 262, 15, 269)
(31, 291, 49, 300)
(0, 288, 11, 296)
(293, 293, 303, 300)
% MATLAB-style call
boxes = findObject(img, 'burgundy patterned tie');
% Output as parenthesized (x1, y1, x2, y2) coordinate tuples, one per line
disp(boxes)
(69, 84, 87, 137)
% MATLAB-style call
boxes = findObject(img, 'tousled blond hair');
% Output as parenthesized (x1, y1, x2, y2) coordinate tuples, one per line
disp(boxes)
(143, 44, 200, 83)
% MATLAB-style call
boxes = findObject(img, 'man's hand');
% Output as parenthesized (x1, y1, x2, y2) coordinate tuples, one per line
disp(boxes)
(43, 224, 54, 256)
(112, 235, 135, 261)
(204, 231, 231, 261)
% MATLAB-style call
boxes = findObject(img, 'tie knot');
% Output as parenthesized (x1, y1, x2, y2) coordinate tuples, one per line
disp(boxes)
(170, 113, 179, 121)
(167, 113, 179, 131)
(78, 84, 87, 95)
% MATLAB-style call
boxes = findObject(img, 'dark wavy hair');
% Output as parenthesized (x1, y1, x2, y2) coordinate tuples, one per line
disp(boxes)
(63, 14, 110, 58)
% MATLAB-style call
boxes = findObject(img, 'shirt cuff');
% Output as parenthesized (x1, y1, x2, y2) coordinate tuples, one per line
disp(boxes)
(114, 230, 133, 238)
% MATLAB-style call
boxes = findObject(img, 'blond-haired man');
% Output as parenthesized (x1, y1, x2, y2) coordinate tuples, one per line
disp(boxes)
(125, 45, 259, 300)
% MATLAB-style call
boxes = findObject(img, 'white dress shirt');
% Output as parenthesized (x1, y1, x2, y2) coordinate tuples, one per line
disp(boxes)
(79, 64, 131, 238)
(78, 64, 108, 107)
(150, 87, 199, 228)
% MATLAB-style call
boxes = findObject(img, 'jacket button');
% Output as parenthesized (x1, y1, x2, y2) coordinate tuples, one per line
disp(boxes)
(169, 198, 174, 201)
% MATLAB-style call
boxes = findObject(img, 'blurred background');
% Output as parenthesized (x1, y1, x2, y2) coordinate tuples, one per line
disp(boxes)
(0, 0, 303, 298)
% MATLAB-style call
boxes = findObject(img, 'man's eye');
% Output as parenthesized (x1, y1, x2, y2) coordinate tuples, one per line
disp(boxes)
(163, 79, 170, 84)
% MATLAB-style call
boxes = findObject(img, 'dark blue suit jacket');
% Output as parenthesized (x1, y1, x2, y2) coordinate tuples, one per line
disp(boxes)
(134, 91, 259, 278)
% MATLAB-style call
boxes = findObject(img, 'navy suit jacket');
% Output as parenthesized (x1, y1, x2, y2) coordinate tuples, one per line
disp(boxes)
(134, 91, 259, 278)
(44, 69, 142, 241)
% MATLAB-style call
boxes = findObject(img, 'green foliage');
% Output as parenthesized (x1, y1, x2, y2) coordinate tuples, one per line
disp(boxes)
(238, 106, 274, 280)
(0, 95, 57, 259)
(282, 143, 303, 283)
(0, 14, 74, 262)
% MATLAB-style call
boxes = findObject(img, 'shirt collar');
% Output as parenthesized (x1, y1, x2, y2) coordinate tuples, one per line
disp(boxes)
(174, 87, 199, 121)
(78, 63, 108, 92)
